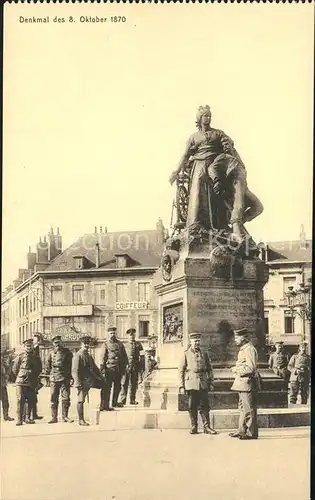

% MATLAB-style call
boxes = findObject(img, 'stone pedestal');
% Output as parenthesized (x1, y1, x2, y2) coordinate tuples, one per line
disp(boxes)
(145, 235, 288, 410)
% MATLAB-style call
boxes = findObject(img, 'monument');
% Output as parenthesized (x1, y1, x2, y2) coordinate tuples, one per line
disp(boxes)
(144, 105, 288, 410)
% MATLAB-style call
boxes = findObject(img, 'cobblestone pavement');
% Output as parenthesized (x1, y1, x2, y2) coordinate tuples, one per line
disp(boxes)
(1, 424, 310, 500)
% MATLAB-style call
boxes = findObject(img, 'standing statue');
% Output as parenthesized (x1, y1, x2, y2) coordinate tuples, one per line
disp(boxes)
(169, 105, 263, 244)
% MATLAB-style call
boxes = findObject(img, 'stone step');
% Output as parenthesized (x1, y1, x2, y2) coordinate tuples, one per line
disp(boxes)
(94, 406, 310, 430)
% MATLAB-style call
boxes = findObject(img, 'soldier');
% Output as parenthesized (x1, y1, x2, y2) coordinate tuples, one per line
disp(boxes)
(12, 339, 41, 426)
(179, 332, 217, 435)
(229, 328, 260, 440)
(72, 335, 105, 426)
(117, 328, 144, 407)
(100, 327, 128, 411)
(0, 353, 14, 421)
(45, 335, 74, 424)
(32, 333, 43, 420)
(268, 341, 289, 383)
(288, 342, 311, 404)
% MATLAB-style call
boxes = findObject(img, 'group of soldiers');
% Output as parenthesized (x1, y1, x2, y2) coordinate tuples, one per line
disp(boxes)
(0, 327, 145, 426)
(268, 341, 311, 404)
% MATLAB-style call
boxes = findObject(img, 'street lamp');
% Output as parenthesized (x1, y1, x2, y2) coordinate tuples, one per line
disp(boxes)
(284, 277, 312, 343)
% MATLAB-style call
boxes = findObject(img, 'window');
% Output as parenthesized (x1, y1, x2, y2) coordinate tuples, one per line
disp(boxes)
(284, 312, 295, 334)
(25, 324, 29, 337)
(19, 300, 22, 318)
(116, 255, 127, 268)
(283, 276, 296, 295)
(22, 298, 25, 317)
(116, 284, 128, 302)
(33, 321, 36, 333)
(30, 322, 33, 335)
(51, 286, 63, 306)
(19, 327, 22, 345)
(139, 315, 150, 337)
(95, 284, 106, 305)
(30, 297, 33, 312)
(25, 297, 28, 315)
(138, 283, 150, 302)
(22, 325, 25, 342)
(116, 315, 129, 338)
(73, 285, 84, 305)
(44, 318, 52, 333)
(94, 316, 106, 338)
(37, 319, 39, 331)
(33, 295, 36, 312)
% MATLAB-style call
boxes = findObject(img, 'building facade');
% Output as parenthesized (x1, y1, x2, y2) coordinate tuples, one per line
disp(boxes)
(1, 223, 166, 364)
(2, 223, 311, 362)
(262, 227, 312, 353)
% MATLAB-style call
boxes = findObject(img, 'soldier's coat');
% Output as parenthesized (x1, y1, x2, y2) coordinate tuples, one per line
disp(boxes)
(179, 347, 213, 391)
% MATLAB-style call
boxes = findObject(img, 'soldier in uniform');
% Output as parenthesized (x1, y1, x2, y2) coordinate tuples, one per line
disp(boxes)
(29, 333, 44, 420)
(72, 335, 105, 426)
(179, 332, 217, 435)
(268, 341, 289, 384)
(0, 353, 14, 421)
(12, 339, 42, 426)
(117, 328, 144, 407)
(100, 327, 128, 411)
(230, 328, 260, 440)
(288, 342, 311, 404)
(45, 335, 74, 424)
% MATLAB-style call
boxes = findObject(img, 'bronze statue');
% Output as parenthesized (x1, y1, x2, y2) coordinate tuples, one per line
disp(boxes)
(169, 105, 263, 244)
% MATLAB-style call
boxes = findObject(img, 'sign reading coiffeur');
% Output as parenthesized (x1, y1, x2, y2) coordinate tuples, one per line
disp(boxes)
(115, 302, 148, 310)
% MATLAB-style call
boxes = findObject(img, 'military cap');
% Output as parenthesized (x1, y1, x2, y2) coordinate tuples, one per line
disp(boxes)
(51, 335, 62, 342)
(107, 327, 117, 333)
(234, 328, 249, 337)
(22, 338, 33, 345)
(80, 335, 92, 343)
(189, 333, 201, 339)
(300, 341, 308, 347)
(126, 328, 136, 334)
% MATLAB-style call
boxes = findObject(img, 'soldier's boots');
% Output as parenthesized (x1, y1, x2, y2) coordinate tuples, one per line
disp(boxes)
(130, 401, 139, 405)
(48, 405, 58, 424)
(3, 408, 14, 421)
(189, 410, 198, 435)
(62, 402, 74, 423)
(77, 402, 89, 426)
(200, 412, 218, 435)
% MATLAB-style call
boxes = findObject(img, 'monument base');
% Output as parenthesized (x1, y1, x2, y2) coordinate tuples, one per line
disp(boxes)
(139, 364, 288, 411)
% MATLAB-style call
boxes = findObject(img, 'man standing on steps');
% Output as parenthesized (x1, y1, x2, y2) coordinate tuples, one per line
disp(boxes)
(45, 335, 74, 424)
(288, 342, 311, 405)
(179, 333, 217, 435)
(72, 336, 105, 426)
(229, 328, 260, 440)
(12, 339, 41, 426)
(268, 341, 289, 384)
(117, 328, 144, 407)
(100, 327, 128, 411)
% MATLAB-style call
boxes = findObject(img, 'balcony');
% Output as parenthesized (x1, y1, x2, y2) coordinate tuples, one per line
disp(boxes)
(264, 299, 275, 307)
(43, 305, 94, 317)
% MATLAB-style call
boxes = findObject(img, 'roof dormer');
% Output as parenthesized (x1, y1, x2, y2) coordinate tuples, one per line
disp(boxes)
(73, 254, 89, 270)
(115, 253, 130, 269)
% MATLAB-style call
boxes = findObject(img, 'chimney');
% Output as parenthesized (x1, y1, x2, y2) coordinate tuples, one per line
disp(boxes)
(100, 226, 103, 233)
(48, 227, 62, 261)
(94, 226, 97, 235)
(104, 227, 108, 234)
(18, 268, 28, 280)
(36, 236, 49, 263)
(299, 224, 306, 249)
(95, 242, 100, 268)
(27, 246, 37, 271)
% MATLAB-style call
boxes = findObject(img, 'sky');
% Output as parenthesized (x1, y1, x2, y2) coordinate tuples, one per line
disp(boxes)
(2, 3, 314, 289)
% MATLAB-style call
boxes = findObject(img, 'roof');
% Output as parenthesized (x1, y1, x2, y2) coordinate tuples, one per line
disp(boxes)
(44, 230, 164, 272)
(265, 240, 312, 263)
